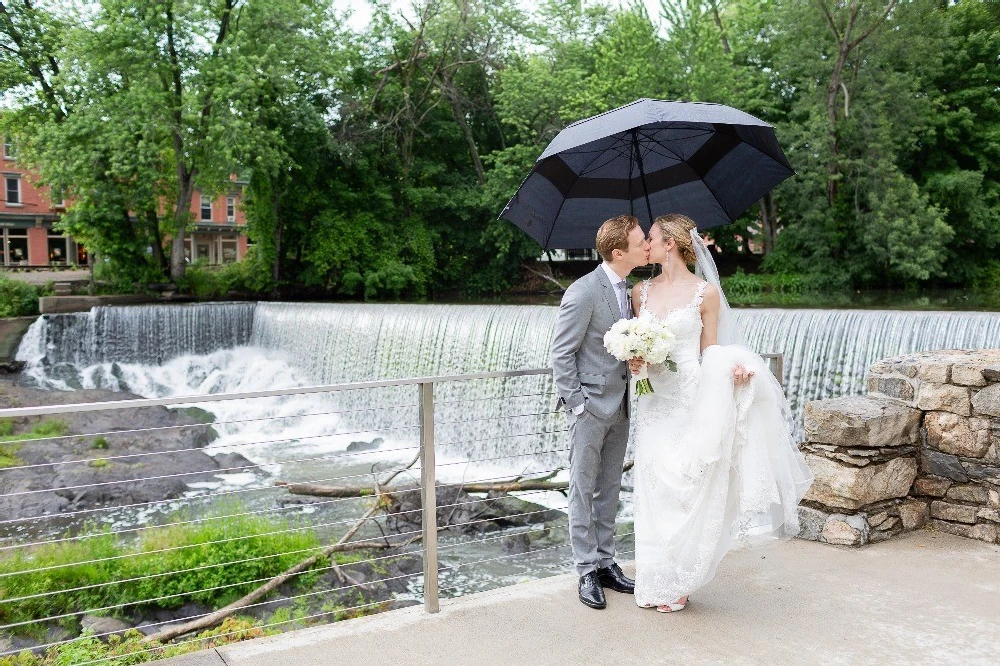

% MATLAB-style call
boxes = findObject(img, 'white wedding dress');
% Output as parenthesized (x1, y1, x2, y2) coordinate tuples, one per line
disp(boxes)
(632, 280, 813, 607)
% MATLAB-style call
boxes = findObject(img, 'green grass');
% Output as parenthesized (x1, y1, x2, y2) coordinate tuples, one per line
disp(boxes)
(0, 420, 69, 468)
(0, 505, 329, 633)
(92, 436, 109, 450)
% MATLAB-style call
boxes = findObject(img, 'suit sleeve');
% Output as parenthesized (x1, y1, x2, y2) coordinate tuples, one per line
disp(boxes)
(551, 282, 592, 411)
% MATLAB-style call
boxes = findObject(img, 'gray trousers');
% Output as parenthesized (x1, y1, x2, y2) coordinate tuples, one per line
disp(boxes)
(567, 399, 630, 576)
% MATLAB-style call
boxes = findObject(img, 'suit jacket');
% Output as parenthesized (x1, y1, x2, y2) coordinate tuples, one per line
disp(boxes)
(551, 265, 630, 419)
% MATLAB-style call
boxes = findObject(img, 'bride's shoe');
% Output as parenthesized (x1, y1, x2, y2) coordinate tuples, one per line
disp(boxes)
(655, 597, 688, 613)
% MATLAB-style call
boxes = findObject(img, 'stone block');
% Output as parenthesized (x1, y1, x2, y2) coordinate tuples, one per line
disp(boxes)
(873, 516, 900, 531)
(989, 488, 1000, 510)
(984, 366, 1000, 382)
(795, 505, 828, 542)
(931, 519, 999, 544)
(917, 383, 971, 416)
(924, 412, 992, 458)
(912, 476, 951, 497)
(945, 484, 988, 504)
(867, 376, 915, 403)
(804, 396, 920, 448)
(899, 499, 930, 530)
(972, 384, 1000, 417)
(920, 450, 970, 482)
(803, 454, 918, 511)
(952, 364, 987, 387)
(977, 508, 1000, 523)
(917, 362, 951, 384)
(930, 501, 978, 524)
(821, 513, 869, 546)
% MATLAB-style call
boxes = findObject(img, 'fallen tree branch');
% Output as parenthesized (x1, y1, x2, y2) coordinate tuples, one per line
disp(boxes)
(523, 262, 568, 291)
(143, 453, 420, 644)
(279, 461, 635, 499)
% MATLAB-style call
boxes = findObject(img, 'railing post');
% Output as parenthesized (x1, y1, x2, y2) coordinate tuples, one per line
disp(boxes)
(419, 381, 439, 613)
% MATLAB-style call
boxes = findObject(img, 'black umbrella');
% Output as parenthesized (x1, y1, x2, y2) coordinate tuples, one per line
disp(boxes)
(500, 98, 794, 249)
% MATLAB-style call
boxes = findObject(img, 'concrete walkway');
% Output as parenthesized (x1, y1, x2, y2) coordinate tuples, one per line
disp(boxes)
(162, 531, 1000, 666)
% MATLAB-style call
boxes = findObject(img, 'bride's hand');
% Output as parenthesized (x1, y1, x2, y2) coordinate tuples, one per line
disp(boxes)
(732, 364, 754, 386)
(628, 358, 645, 375)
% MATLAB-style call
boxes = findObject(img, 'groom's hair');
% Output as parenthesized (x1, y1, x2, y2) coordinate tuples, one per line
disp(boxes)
(596, 215, 639, 261)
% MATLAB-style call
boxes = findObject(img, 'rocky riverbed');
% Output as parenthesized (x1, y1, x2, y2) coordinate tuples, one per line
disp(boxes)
(0, 377, 259, 532)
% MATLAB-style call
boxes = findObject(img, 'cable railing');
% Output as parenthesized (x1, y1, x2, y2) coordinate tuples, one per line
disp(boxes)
(0, 356, 781, 662)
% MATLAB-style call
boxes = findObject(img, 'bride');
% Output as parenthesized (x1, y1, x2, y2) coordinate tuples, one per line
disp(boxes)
(628, 214, 813, 613)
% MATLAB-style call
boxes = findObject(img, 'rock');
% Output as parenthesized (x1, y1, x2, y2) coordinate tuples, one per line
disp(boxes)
(924, 412, 992, 458)
(804, 396, 920, 448)
(913, 476, 952, 497)
(821, 514, 868, 546)
(347, 437, 384, 452)
(931, 519, 999, 544)
(952, 364, 987, 387)
(900, 499, 930, 530)
(989, 488, 1000, 510)
(984, 367, 1000, 382)
(133, 621, 159, 637)
(917, 383, 971, 416)
(972, 384, 1000, 417)
(945, 484, 988, 504)
(212, 452, 257, 471)
(867, 376, 915, 403)
(501, 533, 532, 554)
(917, 362, 951, 384)
(960, 461, 1000, 481)
(874, 516, 899, 531)
(920, 450, 969, 482)
(80, 615, 132, 640)
(796, 506, 828, 541)
(867, 511, 889, 526)
(930, 501, 978, 524)
(803, 454, 918, 511)
(977, 508, 1000, 523)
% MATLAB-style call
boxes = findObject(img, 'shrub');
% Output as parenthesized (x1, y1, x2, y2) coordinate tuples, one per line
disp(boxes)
(0, 275, 53, 318)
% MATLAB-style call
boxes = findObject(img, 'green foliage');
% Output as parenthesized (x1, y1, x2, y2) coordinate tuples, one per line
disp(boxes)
(2, 0, 998, 295)
(0, 506, 325, 632)
(0, 276, 53, 318)
(91, 436, 108, 450)
(0, 617, 275, 666)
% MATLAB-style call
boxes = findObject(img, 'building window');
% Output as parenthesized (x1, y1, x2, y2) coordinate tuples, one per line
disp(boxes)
(76, 243, 89, 265)
(200, 195, 212, 221)
(226, 196, 235, 222)
(48, 230, 68, 264)
(5, 177, 20, 204)
(3, 137, 15, 160)
(4, 229, 29, 266)
(50, 185, 65, 207)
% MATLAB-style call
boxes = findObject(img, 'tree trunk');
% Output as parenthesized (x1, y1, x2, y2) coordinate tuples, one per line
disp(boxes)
(441, 72, 485, 185)
(709, 0, 731, 54)
(145, 209, 168, 272)
(758, 192, 778, 255)
(170, 174, 194, 282)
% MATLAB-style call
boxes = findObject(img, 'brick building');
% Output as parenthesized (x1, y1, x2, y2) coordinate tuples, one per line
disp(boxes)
(1, 136, 249, 268)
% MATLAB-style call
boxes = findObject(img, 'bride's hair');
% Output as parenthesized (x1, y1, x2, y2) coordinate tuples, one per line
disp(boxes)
(653, 214, 698, 265)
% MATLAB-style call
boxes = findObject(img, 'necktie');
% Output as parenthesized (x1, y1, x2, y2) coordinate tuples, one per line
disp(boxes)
(615, 280, 630, 319)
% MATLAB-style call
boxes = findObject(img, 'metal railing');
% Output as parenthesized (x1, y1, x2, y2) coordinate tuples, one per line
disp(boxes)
(0, 355, 782, 660)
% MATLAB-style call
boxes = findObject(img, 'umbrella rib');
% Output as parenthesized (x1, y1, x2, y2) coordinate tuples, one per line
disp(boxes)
(573, 134, 630, 179)
(579, 144, 632, 178)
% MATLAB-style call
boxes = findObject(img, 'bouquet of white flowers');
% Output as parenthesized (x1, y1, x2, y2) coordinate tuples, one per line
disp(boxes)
(603, 314, 678, 395)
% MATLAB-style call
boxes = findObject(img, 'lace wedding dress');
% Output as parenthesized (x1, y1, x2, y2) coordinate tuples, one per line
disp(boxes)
(632, 280, 813, 607)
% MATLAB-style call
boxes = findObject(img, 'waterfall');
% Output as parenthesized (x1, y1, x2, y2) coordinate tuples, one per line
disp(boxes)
(16, 303, 1000, 460)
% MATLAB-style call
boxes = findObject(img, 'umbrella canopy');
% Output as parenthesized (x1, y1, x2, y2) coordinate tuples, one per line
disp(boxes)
(500, 98, 794, 250)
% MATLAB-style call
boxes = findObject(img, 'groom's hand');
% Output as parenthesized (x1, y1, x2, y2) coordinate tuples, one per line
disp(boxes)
(628, 358, 645, 375)
(733, 364, 754, 386)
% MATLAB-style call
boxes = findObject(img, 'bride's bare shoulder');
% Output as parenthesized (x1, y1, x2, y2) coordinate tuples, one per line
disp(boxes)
(700, 282, 721, 308)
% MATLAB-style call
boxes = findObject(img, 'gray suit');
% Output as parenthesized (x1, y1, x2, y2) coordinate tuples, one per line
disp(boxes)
(551, 266, 631, 576)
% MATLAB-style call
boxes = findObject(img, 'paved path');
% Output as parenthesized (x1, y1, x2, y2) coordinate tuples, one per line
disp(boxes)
(162, 531, 1000, 666)
(1, 269, 90, 285)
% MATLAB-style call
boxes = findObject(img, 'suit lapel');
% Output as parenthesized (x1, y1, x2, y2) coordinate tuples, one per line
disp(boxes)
(595, 266, 621, 320)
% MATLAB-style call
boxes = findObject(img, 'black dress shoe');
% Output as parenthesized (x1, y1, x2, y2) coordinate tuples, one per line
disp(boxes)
(596, 562, 635, 594)
(578, 572, 607, 609)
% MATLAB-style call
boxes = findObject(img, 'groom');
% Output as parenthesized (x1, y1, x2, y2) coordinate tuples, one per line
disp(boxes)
(551, 214, 649, 609)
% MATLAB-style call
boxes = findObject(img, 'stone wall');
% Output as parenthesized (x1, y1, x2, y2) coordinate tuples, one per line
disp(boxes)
(799, 349, 1000, 547)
